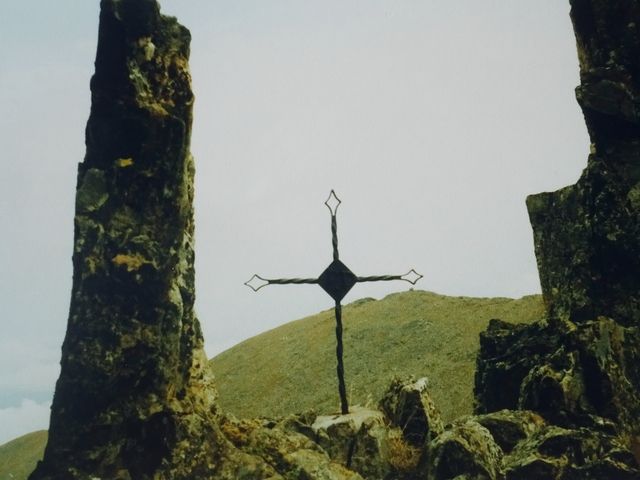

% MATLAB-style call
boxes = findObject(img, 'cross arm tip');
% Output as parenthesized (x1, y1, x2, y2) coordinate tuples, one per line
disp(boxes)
(401, 269, 423, 285)
(245, 274, 269, 292)
(325, 190, 341, 216)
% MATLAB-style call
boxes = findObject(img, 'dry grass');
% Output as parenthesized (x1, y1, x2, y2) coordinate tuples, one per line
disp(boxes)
(387, 430, 421, 472)
(209, 290, 544, 423)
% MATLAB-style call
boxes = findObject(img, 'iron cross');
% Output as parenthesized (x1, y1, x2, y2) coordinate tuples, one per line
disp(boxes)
(245, 190, 422, 414)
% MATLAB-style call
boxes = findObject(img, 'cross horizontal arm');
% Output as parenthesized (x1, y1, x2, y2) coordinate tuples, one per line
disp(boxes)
(356, 269, 423, 285)
(244, 273, 318, 292)
(268, 277, 319, 286)
(356, 275, 402, 282)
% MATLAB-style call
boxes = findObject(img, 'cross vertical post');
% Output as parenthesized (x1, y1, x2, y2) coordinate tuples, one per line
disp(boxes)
(245, 190, 422, 415)
(326, 193, 349, 414)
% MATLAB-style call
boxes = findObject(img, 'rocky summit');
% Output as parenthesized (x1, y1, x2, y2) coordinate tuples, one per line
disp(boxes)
(29, 0, 640, 479)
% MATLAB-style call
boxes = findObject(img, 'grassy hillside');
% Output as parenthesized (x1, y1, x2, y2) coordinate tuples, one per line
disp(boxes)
(3, 290, 543, 479)
(210, 290, 544, 422)
(0, 430, 47, 480)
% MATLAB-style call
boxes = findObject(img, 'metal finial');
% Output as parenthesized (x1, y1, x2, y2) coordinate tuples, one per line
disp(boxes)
(244, 274, 270, 292)
(325, 190, 341, 216)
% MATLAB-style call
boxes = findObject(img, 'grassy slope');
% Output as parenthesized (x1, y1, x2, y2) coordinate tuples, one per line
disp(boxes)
(210, 290, 544, 422)
(0, 430, 47, 480)
(2, 291, 543, 479)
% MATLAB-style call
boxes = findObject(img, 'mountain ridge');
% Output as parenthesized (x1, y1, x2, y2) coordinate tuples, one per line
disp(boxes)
(209, 290, 544, 422)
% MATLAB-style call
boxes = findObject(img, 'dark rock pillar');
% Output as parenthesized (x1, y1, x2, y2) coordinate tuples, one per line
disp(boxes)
(527, 0, 640, 326)
(475, 0, 640, 461)
(30, 1, 223, 478)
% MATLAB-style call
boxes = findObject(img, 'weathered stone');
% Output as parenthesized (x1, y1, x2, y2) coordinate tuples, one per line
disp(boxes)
(504, 425, 640, 480)
(526, 0, 640, 327)
(311, 407, 391, 479)
(473, 7, 640, 477)
(476, 317, 640, 438)
(220, 416, 363, 480)
(473, 410, 545, 454)
(474, 319, 559, 414)
(423, 418, 504, 480)
(30, 1, 227, 478)
(380, 377, 444, 447)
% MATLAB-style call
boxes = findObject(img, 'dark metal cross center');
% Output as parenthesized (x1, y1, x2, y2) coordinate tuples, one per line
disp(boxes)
(245, 190, 422, 414)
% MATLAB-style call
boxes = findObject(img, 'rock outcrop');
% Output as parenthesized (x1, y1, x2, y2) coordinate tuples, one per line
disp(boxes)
(526, 0, 640, 327)
(30, 1, 228, 478)
(468, 1, 640, 478)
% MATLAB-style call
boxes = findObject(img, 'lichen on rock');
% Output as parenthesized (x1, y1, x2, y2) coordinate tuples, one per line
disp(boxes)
(527, 0, 640, 327)
(30, 1, 225, 478)
(469, 1, 640, 478)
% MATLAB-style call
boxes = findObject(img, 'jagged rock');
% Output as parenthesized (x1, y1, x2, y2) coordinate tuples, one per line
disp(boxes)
(475, 4, 640, 477)
(380, 377, 444, 447)
(475, 320, 559, 414)
(220, 415, 363, 480)
(526, 0, 640, 327)
(30, 1, 228, 478)
(311, 407, 390, 479)
(476, 317, 640, 439)
(423, 418, 504, 480)
(473, 410, 545, 454)
(421, 411, 640, 480)
(503, 425, 640, 480)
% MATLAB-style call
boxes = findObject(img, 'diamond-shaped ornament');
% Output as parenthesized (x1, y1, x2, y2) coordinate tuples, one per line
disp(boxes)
(244, 274, 269, 292)
(318, 259, 357, 302)
(401, 269, 423, 285)
(325, 190, 341, 216)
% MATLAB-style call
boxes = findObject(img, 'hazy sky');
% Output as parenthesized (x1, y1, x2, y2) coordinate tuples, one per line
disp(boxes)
(0, 1, 588, 443)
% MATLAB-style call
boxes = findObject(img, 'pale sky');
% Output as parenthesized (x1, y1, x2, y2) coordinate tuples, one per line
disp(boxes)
(0, 1, 588, 443)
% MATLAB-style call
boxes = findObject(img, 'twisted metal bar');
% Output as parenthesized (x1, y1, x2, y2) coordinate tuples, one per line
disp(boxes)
(357, 269, 423, 285)
(331, 214, 339, 261)
(334, 301, 349, 414)
(267, 278, 318, 285)
(356, 275, 403, 282)
(244, 274, 318, 292)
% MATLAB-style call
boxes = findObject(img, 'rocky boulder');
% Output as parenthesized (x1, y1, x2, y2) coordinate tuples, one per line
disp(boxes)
(474, 319, 560, 414)
(311, 408, 390, 479)
(380, 377, 444, 448)
(503, 425, 640, 480)
(423, 417, 504, 480)
(475, 316, 640, 441)
(220, 415, 363, 480)
(418, 410, 639, 480)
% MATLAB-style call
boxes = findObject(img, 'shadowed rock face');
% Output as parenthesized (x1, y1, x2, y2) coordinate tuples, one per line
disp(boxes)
(527, 0, 640, 326)
(30, 1, 224, 478)
(471, 2, 640, 478)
